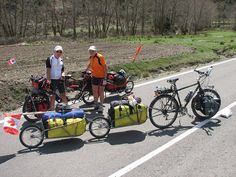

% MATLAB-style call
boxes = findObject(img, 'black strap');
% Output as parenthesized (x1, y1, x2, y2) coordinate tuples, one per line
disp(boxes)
(95, 54, 102, 66)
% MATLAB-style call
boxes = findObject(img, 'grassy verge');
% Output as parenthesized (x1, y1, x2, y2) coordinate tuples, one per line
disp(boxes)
(109, 30, 236, 78)
(0, 81, 27, 111)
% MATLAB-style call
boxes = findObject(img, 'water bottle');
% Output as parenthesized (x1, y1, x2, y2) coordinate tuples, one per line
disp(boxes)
(184, 90, 193, 102)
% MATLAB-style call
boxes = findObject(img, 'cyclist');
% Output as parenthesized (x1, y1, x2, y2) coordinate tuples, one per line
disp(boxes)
(46, 45, 67, 110)
(86, 45, 107, 112)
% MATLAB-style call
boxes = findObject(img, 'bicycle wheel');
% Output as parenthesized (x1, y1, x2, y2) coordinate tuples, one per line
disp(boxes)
(22, 96, 39, 122)
(125, 80, 134, 94)
(89, 116, 110, 138)
(191, 89, 221, 120)
(82, 91, 94, 105)
(69, 89, 83, 103)
(149, 94, 179, 129)
(19, 125, 44, 149)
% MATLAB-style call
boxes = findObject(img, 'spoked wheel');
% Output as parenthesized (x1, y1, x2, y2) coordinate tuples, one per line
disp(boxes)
(125, 80, 134, 94)
(23, 95, 50, 122)
(70, 90, 83, 103)
(22, 96, 39, 122)
(149, 95, 179, 129)
(191, 89, 221, 120)
(82, 91, 95, 105)
(19, 125, 44, 149)
(89, 116, 110, 138)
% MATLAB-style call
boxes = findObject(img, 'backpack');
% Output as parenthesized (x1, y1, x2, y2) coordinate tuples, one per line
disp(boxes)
(95, 55, 102, 66)
(200, 95, 220, 115)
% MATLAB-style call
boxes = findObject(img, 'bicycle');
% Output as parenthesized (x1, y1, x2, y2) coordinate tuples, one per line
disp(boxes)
(66, 70, 134, 105)
(22, 71, 95, 122)
(149, 66, 221, 129)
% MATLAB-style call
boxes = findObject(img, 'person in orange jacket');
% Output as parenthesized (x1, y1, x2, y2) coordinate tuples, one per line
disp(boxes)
(86, 46, 107, 112)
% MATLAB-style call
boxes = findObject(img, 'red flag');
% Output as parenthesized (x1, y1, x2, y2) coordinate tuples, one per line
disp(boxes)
(3, 113, 22, 135)
(7, 57, 16, 65)
(132, 45, 143, 63)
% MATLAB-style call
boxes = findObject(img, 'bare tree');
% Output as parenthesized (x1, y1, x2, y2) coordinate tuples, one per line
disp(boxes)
(72, 0, 77, 39)
(0, 0, 227, 41)
(141, 0, 145, 35)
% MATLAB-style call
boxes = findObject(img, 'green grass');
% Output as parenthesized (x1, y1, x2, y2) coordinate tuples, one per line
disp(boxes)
(108, 30, 236, 78)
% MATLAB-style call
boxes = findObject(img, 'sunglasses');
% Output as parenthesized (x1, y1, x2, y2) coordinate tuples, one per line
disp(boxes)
(56, 51, 63, 53)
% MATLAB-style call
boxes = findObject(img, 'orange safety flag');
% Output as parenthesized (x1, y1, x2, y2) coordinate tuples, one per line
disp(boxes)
(3, 113, 22, 135)
(132, 45, 143, 63)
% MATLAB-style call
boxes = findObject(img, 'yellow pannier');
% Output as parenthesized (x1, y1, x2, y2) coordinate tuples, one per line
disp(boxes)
(47, 118, 86, 138)
(111, 103, 148, 127)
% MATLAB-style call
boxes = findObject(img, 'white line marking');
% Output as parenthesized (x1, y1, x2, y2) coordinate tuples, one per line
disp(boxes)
(134, 57, 236, 88)
(108, 101, 236, 177)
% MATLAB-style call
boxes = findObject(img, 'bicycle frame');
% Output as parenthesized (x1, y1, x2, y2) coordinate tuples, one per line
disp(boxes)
(169, 80, 204, 110)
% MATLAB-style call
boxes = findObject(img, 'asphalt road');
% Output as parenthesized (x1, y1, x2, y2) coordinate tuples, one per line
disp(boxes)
(0, 58, 236, 177)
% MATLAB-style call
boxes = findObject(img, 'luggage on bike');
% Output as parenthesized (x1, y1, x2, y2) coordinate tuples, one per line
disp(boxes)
(42, 109, 85, 121)
(108, 100, 148, 128)
(55, 103, 72, 113)
(62, 109, 85, 118)
(46, 118, 86, 138)
(198, 95, 220, 116)
(114, 73, 126, 85)
(31, 76, 50, 90)
(42, 107, 86, 138)
(107, 70, 127, 86)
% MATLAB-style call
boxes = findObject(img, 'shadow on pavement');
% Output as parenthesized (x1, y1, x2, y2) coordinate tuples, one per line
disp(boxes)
(147, 125, 193, 137)
(106, 130, 146, 145)
(18, 138, 84, 155)
(85, 130, 146, 145)
(0, 154, 16, 164)
(200, 118, 221, 136)
(148, 116, 222, 137)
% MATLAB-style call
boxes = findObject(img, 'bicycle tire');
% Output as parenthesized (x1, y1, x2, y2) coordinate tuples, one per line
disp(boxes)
(125, 80, 134, 94)
(191, 89, 221, 120)
(149, 94, 179, 129)
(22, 96, 44, 122)
(82, 91, 95, 105)
(19, 125, 44, 149)
(89, 116, 110, 138)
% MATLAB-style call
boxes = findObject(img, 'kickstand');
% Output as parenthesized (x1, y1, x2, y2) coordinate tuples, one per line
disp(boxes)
(178, 117, 182, 127)
(185, 109, 194, 119)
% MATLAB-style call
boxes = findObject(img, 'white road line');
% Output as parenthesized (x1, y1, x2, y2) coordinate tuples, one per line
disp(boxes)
(108, 101, 236, 177)
(134, 57, 236, 88)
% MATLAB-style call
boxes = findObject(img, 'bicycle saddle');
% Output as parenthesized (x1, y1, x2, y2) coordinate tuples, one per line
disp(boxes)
(167, 78, 179, 83)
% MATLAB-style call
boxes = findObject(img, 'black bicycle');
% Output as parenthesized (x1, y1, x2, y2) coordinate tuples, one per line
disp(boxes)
(149, 66, 221, 129)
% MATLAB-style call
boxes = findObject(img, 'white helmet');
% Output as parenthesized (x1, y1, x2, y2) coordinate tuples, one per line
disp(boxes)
(88, 45, 97, 51)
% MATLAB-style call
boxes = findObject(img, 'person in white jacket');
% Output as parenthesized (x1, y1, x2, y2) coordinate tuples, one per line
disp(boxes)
(46, 45, 67, 110)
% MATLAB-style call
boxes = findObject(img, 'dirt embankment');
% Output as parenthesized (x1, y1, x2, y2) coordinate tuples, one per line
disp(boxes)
(0, 41, 193, 111)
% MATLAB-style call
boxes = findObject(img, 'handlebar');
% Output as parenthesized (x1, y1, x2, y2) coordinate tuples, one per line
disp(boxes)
(82, 70, 92, 75)
(194, 66, 213, 77)
(29, 75, 44, 82)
